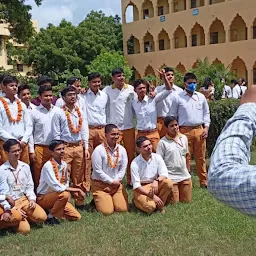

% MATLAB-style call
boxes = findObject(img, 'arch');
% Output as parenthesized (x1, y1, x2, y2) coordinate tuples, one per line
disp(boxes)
(127, 35, 140, 55)
(209, 18, 225, 44)
(173, 26, 187, 48)
(157, 0, 169, 16)
(253, 18, 256, 39)
(191, 22, 205, 46)
(143, 32, 155, 52)
(160, 63, 167, 69)
(231, 57, 247, 81)
(142, 0, 154, 19)
(253, 61, 256, 84)
(158, 29, 170, 50)
(230, 14, 247, 42)
(209, 0, 225, 5)
(130, 67, 141, 81)
(124, 2, 139, 23)
(172, 0, 186, 12)
(212, 58, 222, 65)
(176, 62, 186, 73)
(192, 60, 200, 69)
(144, 65, 155, 76)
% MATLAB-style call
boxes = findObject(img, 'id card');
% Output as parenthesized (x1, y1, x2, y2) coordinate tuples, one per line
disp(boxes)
(12, 184, 21, 191)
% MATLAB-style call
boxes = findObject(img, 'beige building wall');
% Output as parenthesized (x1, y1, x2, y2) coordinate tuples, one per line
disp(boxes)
(122, 0, 256, 85)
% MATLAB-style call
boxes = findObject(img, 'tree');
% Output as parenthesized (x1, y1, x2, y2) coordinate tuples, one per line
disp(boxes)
(0, 0, 42, 43)
(87, 51, 132, 86)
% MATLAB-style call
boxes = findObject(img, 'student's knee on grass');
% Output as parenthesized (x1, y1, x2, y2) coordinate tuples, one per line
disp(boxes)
(17, 220, 30, 235)
(161, 178, 173, 189)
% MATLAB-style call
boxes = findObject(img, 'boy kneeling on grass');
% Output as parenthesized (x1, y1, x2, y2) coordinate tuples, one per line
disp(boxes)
(156, 116, 192, 203)
(37, 140, 84, 225)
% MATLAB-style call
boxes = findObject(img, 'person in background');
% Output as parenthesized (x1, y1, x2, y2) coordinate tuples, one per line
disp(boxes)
(232, 78, 247, 99)
(0, 73, 7, 97)
(17, 84, 36, 111)
(221, 78, 232, 99)
(199, 77, 215, 101)
(31, 76, 58, 106)
(156, 116, 192, 203)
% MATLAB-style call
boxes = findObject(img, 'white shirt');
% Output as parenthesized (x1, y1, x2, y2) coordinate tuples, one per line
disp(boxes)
(132, 90, 171, 130)
(222, 85, 232, 99)
(131, 153, 168, 190)
(0, 97, 33, 143)
(0, 174, 10, 210)
(155, 84, 183, 117)
(52, 106, 89, 149)
(0, 195, 5, 201)
(37, 159, 69, 195)
(156, 135, 191, 183)
(83, 89, 108, 126)
(232, 84, 247, 99)
(55, 94, 85, 112)
(0, 161, 36, 210)
(91, 143, 128, 184)
(103, 84, 136, 131)
(27, 102, 36, 111)
(170, 91, 211, 127)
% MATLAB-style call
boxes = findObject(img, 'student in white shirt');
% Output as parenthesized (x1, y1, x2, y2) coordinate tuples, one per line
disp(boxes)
(155, 67, 183, 138)
(156, 116, 192, 203)
(30, 85, 59, 188)
(0, 75, 33, 165)
(37, 140, 83, 225)
(91, 124, 129, 215)
(0, 139, 47, 234)
(17, 84, 36, 111)
(131, 136, 173, 214)
(52, 86, 89, 209)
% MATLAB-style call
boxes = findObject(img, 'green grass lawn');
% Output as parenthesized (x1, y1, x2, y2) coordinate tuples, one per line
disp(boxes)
(1, 157, 256, 256)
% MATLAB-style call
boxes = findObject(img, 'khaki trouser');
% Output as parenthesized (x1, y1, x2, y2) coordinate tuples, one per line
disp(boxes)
(157, 117, 167, 138)
(133, 179, 173, 213)
(136, 129, 160, 153)
(0, 206, 22, 230)
(0, 140, 29, 165)
(118, 128, 136, 185)
(85, 127, 105, 191)
(14, 196, 47, 235)
(91, 180, 129, 215)
(37, 191, 81, 221)
(180, 126, 207, 186)
(64, 144, 86, 206)
(33, 145, 51, 189)
(167, 179, 192, 203)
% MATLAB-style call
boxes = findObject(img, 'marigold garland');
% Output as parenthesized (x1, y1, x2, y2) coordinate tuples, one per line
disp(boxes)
(50, 158, 66, 184)
(62, 106, 83, 134)
(104, 142, 119, 169)
(0, 97, 22, 123)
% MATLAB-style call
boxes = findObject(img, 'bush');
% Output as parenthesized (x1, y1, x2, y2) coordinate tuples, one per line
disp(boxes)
(207, 99, 239, 156)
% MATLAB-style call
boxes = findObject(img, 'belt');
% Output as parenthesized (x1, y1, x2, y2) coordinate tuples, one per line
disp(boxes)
(141, 182, 152, 185)
(137, 128, 158, 133)
(89, 125, 105, 129)
(35, 144, 49, 148)
(180, 125, 202, 129)
(64, 141, 82, 147)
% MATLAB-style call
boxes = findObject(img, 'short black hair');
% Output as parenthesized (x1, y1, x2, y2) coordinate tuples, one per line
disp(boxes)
(88, 72, 101, 82)
(105, 124, 118, 134)
(61, 85, 76, 97)
(231, 79, 237, 84)
(38, 84, 52, 96)
(49, 140, 64, 151)
(136, 136, 150, 148)
(18, 84, 30, 96)
(3, 139, 20, 152)
(164, 116, 178, 128)
(133, 79, 147, 89)
(184, 73, 197, 83)
(0, 73, 7, 84)
(203, 77, 212, 89)
(66, 77, 81, 86)
(164, 67, 174, 73)
(37, 76, 53, 86)
(112, 68, 124, 76)
(2, 75, 18, 86)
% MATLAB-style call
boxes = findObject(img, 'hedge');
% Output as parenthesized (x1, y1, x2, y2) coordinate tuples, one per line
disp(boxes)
(207, 99, 240, 157)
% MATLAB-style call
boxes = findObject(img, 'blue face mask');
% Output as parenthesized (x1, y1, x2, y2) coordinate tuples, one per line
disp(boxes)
(186, 82, 197, 93)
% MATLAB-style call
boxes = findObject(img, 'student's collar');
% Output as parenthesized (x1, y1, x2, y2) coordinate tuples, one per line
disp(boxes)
(138, 95, 148, 103)
(39, 103, 53, 110)
(52, 158, 63, 167)
(165, 133, 182, 141)
(112, 84, 128, 90)
(87, 88, 101, 95)
(6, 160, 23, 171)
(105, 142, 118, 153)
(139, 154, 152, 163)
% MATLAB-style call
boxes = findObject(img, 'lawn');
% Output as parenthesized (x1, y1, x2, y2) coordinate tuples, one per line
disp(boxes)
(1, 156, 256, 256)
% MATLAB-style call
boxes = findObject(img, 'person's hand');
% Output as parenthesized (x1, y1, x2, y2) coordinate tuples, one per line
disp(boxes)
(151, 180, 158, 195)
(29, 153, 37, 163)
(19, 141, 27, 149)
(153, 195, 164, 208)
(240, 85, 256, 105)
(78, 189, 86, 198)
(201, 127, 209, 139)
(111, 180, 121, 188)
(5, 195, 15, 208)
(1, 212, 11, 221)
(80, 88, 87, 95)
(149, 91, 157, 98)
(18, 209, 27, 219)
(85, 149, 90, 160)
(156, 69, 166, 79)
(29, 200, 36, 210)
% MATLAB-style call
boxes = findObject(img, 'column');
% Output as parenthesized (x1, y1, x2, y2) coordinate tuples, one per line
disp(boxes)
(186, 0, 190, 9)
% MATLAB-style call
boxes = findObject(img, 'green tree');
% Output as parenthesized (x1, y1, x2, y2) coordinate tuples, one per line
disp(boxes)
(87, 51, 132, 86)
(0, 0, 42, 43)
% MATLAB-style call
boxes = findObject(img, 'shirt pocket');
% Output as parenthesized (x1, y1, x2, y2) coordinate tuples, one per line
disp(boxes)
(197, 101, 203, 110)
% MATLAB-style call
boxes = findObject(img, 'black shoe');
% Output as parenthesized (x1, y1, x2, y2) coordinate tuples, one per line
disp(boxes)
(44, 217, 60, 225)
(200, 184, 208, 189)
(75, 205, 88, 211)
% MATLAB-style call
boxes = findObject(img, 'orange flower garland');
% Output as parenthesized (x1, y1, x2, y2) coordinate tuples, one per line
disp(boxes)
(104, 142, 120, 169)
(50, 158, 66, 185)
(62, 106, 83, 134)
(0, 97, 22, 123)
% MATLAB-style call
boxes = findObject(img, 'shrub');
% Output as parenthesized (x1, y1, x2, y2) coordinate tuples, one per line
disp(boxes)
(207, 99, 239, 156)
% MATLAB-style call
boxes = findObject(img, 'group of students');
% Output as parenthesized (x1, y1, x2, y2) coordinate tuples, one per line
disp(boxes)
(222, 77, 247, 99)
(0, 67, 210, 234)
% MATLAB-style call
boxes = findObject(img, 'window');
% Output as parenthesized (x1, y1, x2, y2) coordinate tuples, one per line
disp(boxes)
(192, 34, 197, 46)
(144, 41, 151, 52)
(143, 9, 149, 19)
(253, 68, 256, 84)
(159, 39, 165, 50)
(174, 37, 179, 48)
(253, 26, 256, 39)
(209, 0, 213, 4)
(174, 2, 178, 12)
(158, 6, 164, 16)
(17, 64, 24, 72)
(191, 0, 197, 8)
(210, 32, 218, 44)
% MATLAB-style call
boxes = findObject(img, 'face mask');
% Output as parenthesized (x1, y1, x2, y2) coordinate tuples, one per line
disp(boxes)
(186, 82, 197, 93)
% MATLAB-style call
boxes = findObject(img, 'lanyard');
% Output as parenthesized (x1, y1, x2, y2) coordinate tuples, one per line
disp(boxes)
(10, 169, 21, 185)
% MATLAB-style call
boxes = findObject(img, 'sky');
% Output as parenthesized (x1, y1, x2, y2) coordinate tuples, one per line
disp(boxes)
(27, 0, 129, 28)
